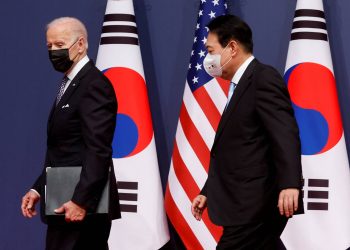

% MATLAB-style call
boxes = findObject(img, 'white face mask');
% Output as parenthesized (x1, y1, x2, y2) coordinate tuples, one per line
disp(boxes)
(203, 43, 232, 77)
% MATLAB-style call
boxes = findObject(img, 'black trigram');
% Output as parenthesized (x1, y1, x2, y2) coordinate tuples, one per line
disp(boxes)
(100, 14, 139, 45)
(291, 9, 328, 41)
(303, 178, 329, 211)
(117, 181, 138, 213)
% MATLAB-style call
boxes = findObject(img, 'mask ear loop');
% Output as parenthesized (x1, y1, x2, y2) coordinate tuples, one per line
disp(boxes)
(68, 38, 80, 50)
(68, 38, 82, 61)
(219, 41, 234, 70)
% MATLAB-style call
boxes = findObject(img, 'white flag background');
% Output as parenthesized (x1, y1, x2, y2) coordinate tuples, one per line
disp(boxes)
(96, 0, 169, 249)
(281, 0, 350, 249)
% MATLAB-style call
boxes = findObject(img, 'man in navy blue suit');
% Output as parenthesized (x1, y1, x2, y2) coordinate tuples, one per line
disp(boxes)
(191, 15, 304, 249)
(21, 17, 120, 250)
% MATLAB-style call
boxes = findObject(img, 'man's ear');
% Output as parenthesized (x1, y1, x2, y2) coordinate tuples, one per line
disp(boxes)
(229, 40, 239, 56)
(78, 37, 85, 53)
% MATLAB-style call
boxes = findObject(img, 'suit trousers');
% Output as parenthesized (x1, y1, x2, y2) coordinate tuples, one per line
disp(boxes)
(46, 216, 111, 250)
(217, 210, 288, 250)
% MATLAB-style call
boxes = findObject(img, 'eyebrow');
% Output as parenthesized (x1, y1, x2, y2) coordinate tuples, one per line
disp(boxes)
(47, 40, 66, 45)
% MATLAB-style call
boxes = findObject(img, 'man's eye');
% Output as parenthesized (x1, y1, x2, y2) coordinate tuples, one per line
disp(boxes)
(56, 43, 64, 48)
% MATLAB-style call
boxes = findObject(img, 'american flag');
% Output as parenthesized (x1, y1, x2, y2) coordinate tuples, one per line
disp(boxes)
(164, 0, 229, 249)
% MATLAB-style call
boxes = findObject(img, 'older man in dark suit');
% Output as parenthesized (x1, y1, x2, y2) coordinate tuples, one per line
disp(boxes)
(191, 15, 304, 249)
(21, 17, 120, 250)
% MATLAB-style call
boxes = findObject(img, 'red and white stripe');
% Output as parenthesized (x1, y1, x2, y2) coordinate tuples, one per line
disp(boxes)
(165, 78, 229, 249)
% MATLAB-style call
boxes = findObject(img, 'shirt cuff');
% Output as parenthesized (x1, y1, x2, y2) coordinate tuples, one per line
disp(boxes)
(30, 189, 40, 197)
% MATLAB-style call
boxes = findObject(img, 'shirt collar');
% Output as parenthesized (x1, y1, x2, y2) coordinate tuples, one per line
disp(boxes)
(231, 55, 255, 85)
(66, 55, 89, 81)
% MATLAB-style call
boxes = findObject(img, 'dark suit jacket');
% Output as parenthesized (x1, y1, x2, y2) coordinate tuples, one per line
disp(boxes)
(201, 59, 303, 226)
(32, 60, 121, 223)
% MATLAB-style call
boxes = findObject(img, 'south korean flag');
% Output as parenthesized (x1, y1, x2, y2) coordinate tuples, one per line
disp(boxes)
(281, 0, 350, 249)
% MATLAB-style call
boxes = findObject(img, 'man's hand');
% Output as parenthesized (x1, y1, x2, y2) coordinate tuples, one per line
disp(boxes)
(54, 200, 87, 223)
(21, 190, 40, 218)
(278, 188, 299, 218)
(191, 195, 207, 221)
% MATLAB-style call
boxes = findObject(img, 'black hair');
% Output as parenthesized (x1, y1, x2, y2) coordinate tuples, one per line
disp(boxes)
(207, 14, 253, 53)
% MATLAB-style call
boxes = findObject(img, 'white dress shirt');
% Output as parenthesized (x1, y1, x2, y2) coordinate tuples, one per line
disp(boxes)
(231, 55, 255, 85)
(63, 55, 90, 94)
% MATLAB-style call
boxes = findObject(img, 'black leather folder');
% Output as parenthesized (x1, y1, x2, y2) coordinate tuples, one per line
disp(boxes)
(45, 166, 109, 216)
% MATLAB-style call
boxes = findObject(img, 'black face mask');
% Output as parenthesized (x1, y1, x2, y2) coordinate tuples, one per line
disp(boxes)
(48, 40, 78, 73)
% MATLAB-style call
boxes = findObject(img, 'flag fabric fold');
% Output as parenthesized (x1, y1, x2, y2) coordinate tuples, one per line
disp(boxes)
(165, 1, 229, 249)
(281, 0, 350, 249)
(96, 0, 169, 249)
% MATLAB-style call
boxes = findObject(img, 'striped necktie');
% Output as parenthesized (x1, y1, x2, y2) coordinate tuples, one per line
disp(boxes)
(56, 76, 69, 106)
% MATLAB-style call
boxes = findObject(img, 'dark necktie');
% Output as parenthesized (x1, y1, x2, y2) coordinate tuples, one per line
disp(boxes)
(56, 76, 69, 106)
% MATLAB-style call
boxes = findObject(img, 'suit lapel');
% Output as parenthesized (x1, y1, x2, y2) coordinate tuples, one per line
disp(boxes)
(212, 59, 257, 149)
(48, 61, 94, 130)
(47, 101, 56, 135)
(55, 77, 80, 109)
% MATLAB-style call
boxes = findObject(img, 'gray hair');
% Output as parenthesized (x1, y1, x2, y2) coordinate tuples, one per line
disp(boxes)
(46, 17, 88, 49)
